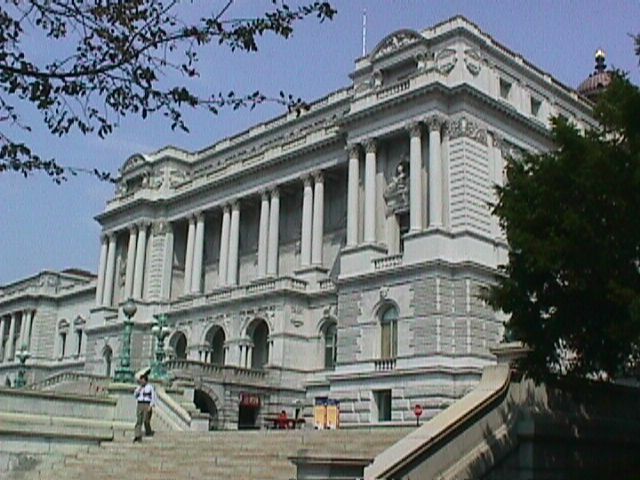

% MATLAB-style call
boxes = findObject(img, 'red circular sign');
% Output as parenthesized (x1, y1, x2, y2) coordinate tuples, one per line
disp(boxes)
(414, 404, 423, 417)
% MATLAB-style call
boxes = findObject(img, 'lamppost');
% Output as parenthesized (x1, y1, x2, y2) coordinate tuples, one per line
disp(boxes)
(14, 344, 31, 388)
(114, 298, 137, 383)
(150, 313, 171, 383)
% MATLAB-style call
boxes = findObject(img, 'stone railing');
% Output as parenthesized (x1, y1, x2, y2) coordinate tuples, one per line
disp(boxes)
(318, 279, 336, 291)
(31, 371, 111, 395)
(373, 254, 403, 271)
(374, 358, 397, 371)
(376, 79, 411, 100)
(165, 359, 267, 384)
(168, 276, 308, 313)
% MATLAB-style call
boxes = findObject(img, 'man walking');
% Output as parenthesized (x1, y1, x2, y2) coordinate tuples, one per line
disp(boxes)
(133, 367, 156, 442)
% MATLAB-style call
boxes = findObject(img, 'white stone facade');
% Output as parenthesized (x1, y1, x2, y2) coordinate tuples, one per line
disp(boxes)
(0, 17, 595, 428)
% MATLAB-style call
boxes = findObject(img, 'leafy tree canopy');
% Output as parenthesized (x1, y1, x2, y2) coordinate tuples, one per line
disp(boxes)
(488, 73, 640, 381)
(0, 0, 336, 182)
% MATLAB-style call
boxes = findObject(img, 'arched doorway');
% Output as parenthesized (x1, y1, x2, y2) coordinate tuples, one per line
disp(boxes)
(204, 326, 226, 365)
(170, 331, 188, 360)
(247, 319, 269, 369)
(194, 388, 220, 430)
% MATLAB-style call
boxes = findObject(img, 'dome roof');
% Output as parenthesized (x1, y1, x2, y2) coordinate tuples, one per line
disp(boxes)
(577, 49, 612, 101)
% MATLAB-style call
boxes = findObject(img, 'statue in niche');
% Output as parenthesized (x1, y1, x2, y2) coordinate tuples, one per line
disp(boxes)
(384, 157, 410, 216)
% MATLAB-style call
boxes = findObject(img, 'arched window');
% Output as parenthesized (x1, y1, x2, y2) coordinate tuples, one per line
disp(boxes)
(170, 332, 188, 360)
(204, 326, 226, 365)
(380, 305, 398, 359)
(103, 345, 113, 377)
(323, 321, 338, 370)
(248, 319, 269, 370)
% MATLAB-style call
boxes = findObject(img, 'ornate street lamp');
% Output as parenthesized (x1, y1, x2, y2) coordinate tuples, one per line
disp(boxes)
(14, 344, 31, 388)
(150, 313, 172, 383)
(113, 298, 137, 383)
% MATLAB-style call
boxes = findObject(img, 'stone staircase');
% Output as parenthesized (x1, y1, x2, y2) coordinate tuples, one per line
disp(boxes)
(14, 428, 411, 480)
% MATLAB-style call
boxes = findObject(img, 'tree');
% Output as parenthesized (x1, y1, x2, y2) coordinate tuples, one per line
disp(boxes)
(0, 1, 336, 182)
(487, 74, 640, 381)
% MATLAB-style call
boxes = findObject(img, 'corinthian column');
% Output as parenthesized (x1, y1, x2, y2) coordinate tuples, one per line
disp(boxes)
(257, 192, 270, 278)
(300, 176, 313, 268)
(102, 233, 117, 306)
(428, 116, 443, 228)
(191, 212, 205, 294)
(133, 222, 148, 299)
(311, 171, 324, 265)
(124, 226, 137, 298)
(364, 139, 377, 243)
(95, 235, 108, 305)
(227, 201, 241, 285)
(408, 122, 424, 232)
(267, 188, 280, 276)
(183, 215, 195, 295)
(346, 145, 360, 247)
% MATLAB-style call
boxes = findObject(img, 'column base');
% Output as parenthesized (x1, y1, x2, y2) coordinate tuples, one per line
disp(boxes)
(339, 243, 387, 277)
(295, 265, 329, 289)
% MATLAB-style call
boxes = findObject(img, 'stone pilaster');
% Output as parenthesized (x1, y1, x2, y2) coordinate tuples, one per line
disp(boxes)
(346, 145, 360, 247)
(257, 191, 270, 278)
(227, 201, 241, 285)
(300, 175, 313, 267)
(408, 121, 424, 232)
(95, 235, 108, 305)
(191, 212, 205, 294)
(428, 115, 444, 228)
(133, 222, 148, 299)
(311, 171, 324, 265)
(102, 233, 117, 306)
(124, 226, 137, 299)
(364, 139, 377, 243)
(218, 204, 231, 286)
(267, 188, 280, 276)
(183, 215, 196, 295)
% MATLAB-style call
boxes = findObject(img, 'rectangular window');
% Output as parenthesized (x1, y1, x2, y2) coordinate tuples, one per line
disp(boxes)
(374, 390, 392, 422)
(499, 78, 512, 100)
(530, 97, 542, 117)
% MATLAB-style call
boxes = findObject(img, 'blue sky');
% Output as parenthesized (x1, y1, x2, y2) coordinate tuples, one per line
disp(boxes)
(1, 0, 639, 285)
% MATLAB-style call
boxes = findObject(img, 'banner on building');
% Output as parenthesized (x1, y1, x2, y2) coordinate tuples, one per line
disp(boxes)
(326, 398, 340, 430)
(314, 397, 328, 429)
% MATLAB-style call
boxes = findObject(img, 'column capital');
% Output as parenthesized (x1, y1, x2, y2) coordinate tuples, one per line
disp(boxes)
(222, 203, 231, 214)
(260, 190, 270, 201)
(128, 224, 138, 234)
(302, 174, 313, 187)
(194, 211, 205, 222)
(107, 231, 117, 242)
(347, 143, 361, 158)
(426, 115, 445, 132)
(230, 199, 240, 210)
(365, 138, 377, 154)
(100, 233, 109, 243)
(407, 121, 423, 137)
(312, 171, 324, 183)
(137, 220, 150, 230)
(270, 186, 280, 199)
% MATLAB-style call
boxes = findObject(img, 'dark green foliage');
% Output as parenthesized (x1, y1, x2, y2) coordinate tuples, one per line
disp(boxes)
(487, 74, 640, 381)
(0, 1, 336, 182)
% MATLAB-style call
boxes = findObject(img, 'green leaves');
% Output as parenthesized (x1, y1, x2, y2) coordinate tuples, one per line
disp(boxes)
(488, 76, 640, 381)
(0, 1, 336, 182)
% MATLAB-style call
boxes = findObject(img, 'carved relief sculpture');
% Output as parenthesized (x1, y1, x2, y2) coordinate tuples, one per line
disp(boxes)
(384, 158, 410, 216)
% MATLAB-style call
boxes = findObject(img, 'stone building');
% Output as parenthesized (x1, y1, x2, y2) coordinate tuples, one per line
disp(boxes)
(0, 17, 597, 429)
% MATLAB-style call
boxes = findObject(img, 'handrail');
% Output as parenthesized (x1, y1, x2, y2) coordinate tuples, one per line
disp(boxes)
(31, 371, 111, 395)
(366, 364, 512, 479)
(154, 386, 191, 430)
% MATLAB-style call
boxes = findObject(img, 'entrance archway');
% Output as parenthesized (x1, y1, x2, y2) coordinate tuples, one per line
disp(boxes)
(247, 319, 269, 369)
(194, 388, 220, 430)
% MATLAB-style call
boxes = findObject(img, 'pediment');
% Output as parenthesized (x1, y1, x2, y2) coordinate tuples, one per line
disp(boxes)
(370, 29, 425, 60)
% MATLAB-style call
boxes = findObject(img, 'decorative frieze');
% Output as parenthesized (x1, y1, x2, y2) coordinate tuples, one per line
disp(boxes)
(448, 116, 488, 145)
